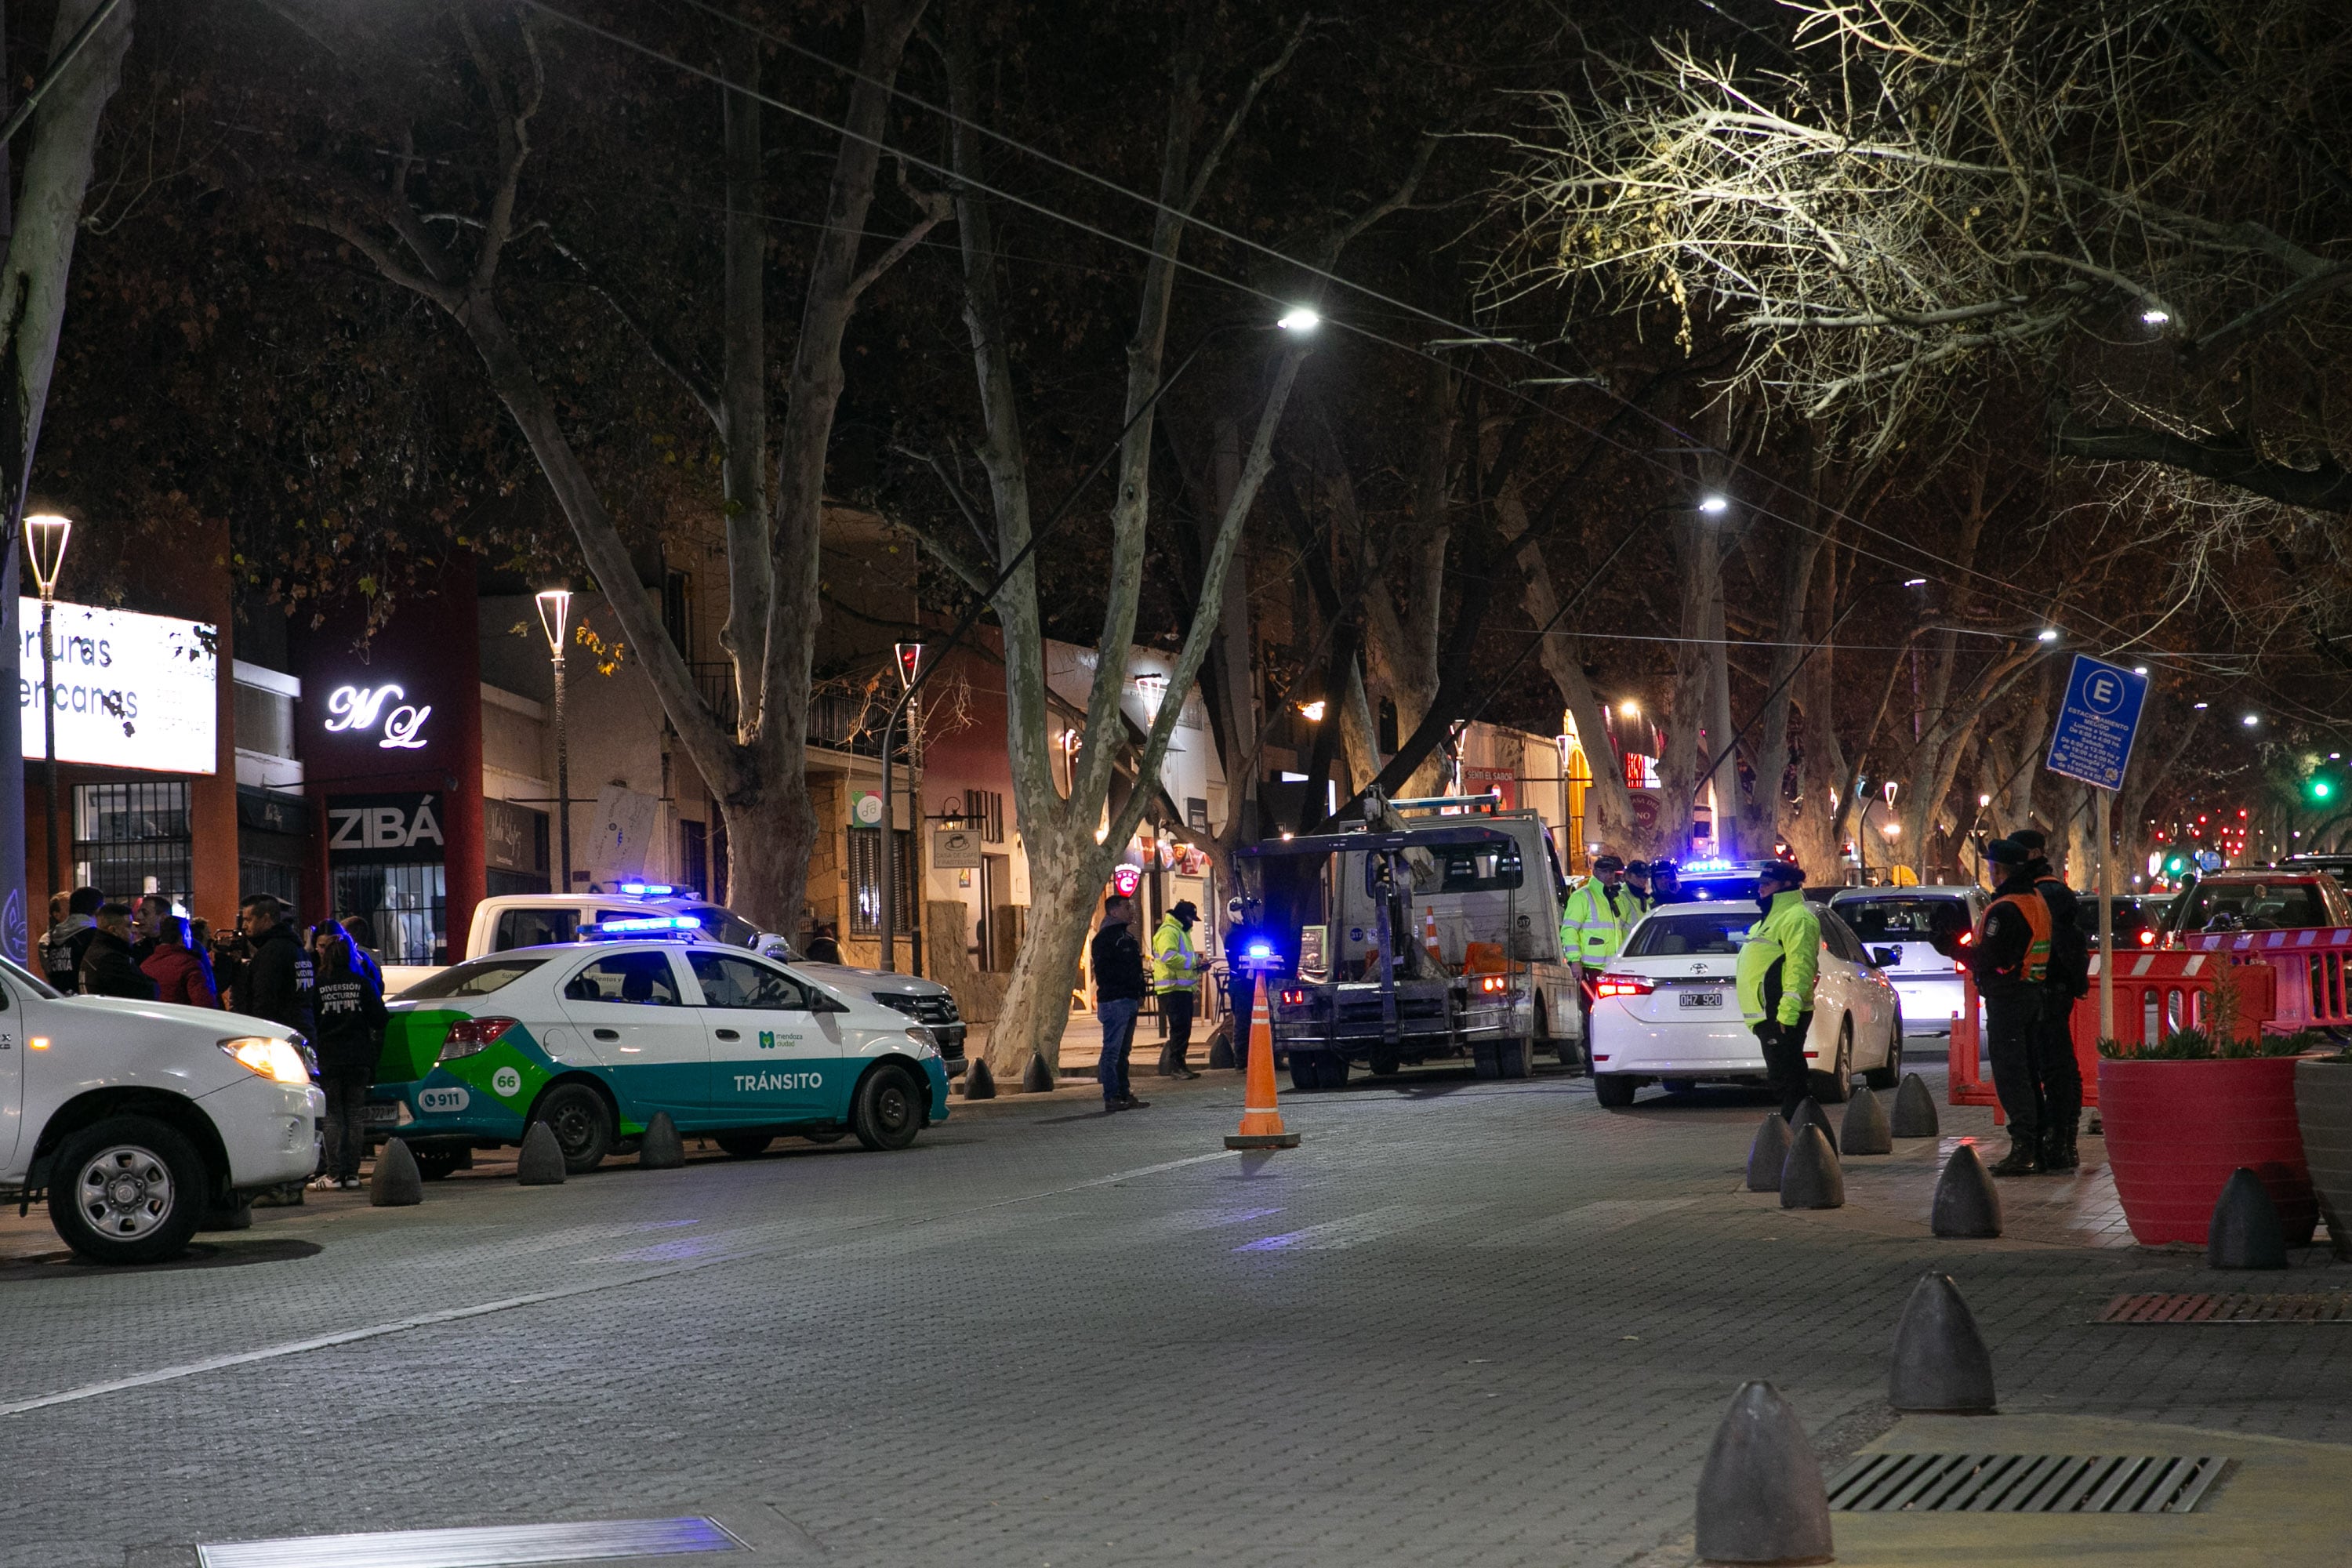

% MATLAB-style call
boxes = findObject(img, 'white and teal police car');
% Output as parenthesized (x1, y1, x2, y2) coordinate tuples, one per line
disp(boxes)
(366, 922, 950, 1175)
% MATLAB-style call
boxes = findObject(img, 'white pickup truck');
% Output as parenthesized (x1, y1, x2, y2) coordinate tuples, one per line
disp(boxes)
(383, 889, 967, 1066)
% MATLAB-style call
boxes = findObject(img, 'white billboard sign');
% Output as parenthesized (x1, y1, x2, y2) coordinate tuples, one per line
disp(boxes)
(19, 598, 218, 774)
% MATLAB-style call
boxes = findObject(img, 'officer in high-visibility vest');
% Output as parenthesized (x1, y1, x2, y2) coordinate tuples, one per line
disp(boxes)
(1151, 900, 1211, 1080)
(1951, 837, 2054, 1175)
(1561, 854, 1637, 1067)
(2011, 829, 2089, 1172)
(1736, 858, 1821, 1119)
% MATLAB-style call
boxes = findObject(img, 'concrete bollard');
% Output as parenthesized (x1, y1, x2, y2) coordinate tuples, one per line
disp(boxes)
(1020, 1054, 1056, 1094)
(1931, 1143, 2002, 1238)
(1204, 1024, 1236, 1071)
(1779, 1126, 1845, 1210)
(1694, 1380, 1835, 1566)
(1747, 1112, 1792, 1192)
(1891, 1072, 1940, 1138)
(1889, 1272, 1997, 1413)
(516, 1122, 567, 1185)
(638, 1112, 685, 1169)
(1789, 1098, 1834, 1146)
(1839, 1085, 1893, 1156)
(962, 1058, 998, 1099)
(369, 1138, 424, 1207)
(2208, 1167, 2288, 1270)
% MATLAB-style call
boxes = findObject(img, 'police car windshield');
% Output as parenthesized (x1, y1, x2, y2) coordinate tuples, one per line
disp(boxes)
(1625, 913, 1748, 956)
(402, 956, 550, 999)
(1833, 898, 1961, 943)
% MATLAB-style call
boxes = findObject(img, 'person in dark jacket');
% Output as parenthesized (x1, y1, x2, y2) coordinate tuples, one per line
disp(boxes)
(1090, 895, 1149, 1112)
(129, 893, 173, 966)
(237, 894, 316, 1041)
(42, 885, 103, 993)
(309, 923, 387, 1189)
(805, 922, 844, 965)
(338, 914, 386, 992)
(81, 903, 160, 1000)
(140, 915, 220, 1007)
(2010, 829, 2089, 1171)
(1940, 839, 2051, 1175)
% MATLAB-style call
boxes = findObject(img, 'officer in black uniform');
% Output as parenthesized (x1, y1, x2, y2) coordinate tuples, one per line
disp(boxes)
(1938, 837, 2050, 1175)
(2010, 828, 2088, 1171)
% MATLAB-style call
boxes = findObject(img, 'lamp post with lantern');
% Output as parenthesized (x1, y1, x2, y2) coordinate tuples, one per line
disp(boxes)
(535, 589, 574, 893)
(24, 514, 71, 898)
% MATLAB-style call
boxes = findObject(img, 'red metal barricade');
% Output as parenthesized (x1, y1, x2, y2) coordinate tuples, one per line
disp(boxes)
(1947, 951, 2276, 1121)
(2182, 926, 2352, 1031)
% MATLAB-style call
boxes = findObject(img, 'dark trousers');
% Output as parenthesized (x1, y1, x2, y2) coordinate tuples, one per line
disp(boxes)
(1228, 973, 1255, 1070)
(1984, 994, 2045, 1142)
(1757, 1012, 1813, 1118)
(1097, 996, 1141, 1105)
(1157, 989, 1196, 1073)
(2037, 990, 2084, 1133)
(319, 1069, 370, 1180)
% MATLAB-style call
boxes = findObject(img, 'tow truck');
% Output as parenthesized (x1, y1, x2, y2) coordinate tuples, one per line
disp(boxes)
(1236, 793, 1577, 1091)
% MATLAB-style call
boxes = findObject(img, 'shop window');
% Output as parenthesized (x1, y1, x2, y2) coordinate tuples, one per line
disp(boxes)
(74, 782, 194, 907)
(846, 826, 916, 938)
(332, 863, 447, 966)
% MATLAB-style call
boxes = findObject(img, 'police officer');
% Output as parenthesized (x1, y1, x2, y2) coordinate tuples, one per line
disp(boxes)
(1650, 860, 1683, 905)
(1950, 838, 2053, 1175)
(1624, 860, 1653, 920)
(1737, 859, 1821, 1119)
(1152, 899, 1210, 1079)
(1561, 853, 1637, 1067)
(2010, 829, 2088, 1171)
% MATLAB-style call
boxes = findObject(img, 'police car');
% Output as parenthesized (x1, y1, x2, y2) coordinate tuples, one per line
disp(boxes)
(366, 921, 950, 1174)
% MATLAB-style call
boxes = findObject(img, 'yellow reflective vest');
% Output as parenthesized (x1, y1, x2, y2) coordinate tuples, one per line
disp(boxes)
(1151, 915, 1202, 995)
(1560, 878, 1639, 965)
(1737, 889, 1821, 1028)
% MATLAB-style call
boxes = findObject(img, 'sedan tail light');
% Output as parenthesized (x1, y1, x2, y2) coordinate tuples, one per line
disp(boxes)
(1594, 973, 1653, 999)
(2138, 928, 2156, 947)
(439, 1016, 520, 1061)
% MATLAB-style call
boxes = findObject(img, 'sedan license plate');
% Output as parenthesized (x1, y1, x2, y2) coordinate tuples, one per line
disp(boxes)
(1678, 989, 1726, 1009)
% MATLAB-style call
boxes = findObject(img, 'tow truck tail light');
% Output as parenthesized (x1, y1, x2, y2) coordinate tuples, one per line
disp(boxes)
(1279, 987, 1311, 1006)
(1475, 975, 1512, 995)
(440, 1016, 520, 1061)
(1594, 973, 1653, 999)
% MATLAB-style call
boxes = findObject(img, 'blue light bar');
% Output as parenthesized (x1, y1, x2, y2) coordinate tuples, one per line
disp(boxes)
(1247, 942, 1272, 959)
(1682, 857, 1740, 874)
(582, 915, 702, 938)
(617, 882, 677, 896)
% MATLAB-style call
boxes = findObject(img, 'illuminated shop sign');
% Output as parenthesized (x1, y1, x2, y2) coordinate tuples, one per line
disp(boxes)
(323, 683, 431, 750)
(18, 598, 217, 774)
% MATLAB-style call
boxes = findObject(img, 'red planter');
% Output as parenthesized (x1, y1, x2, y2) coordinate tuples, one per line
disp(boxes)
(2097, 1055, 2316, 1247)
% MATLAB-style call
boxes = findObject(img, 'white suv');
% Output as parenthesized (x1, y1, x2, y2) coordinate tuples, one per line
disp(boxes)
(0, 955, 325, 1264)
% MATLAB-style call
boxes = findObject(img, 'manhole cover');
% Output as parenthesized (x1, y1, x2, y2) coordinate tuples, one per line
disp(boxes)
(0, 1238, 321, 1283)
(2097, 1292, 2352, 1323)
(198, 1517, 744, 1567)
(1828, 1453, 2229, 1514)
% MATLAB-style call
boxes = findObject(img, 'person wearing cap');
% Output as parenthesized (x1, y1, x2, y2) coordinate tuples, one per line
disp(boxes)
(1624, 861, 1653, 920)
(1650, 860, 1683, 905)
(1946, 837, 2054, 1174)
(1737, 859, 1822, 1118)
(2009, 829, 2089, 1171)
(1152, 899, 1211, 1079)
(1560, 853, 1637, 1068)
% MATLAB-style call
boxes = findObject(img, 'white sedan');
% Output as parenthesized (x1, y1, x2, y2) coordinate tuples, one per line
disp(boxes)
(0, 955, 324, 1264)
(1587, 901, 1903, 1108)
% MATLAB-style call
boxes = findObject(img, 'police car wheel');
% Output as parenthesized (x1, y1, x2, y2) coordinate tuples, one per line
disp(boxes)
(534, 1083, 614, 1174)
(851, 1064, 923, 1152)
(49, 1116, 207, 1265)
(715, 1134, 772, 1159)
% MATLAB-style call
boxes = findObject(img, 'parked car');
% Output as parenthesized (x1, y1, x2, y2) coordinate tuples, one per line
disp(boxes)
(1587, 901, 1903, 1108)
(0, 954, 324, 1264)
(2074, 893, 2171, 949)
(1829, 886, 1985, 1036)
(2160, 870, 2352, 939)
(367, 930, 950, 1174)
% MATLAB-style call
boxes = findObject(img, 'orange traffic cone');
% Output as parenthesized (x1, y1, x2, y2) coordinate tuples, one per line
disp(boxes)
(1423, 907, 1443, 963)
(1225, 974, 1301, 1150)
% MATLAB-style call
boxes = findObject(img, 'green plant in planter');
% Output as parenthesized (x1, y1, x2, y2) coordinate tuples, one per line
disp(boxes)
(2099, 1026, 2327, 1059)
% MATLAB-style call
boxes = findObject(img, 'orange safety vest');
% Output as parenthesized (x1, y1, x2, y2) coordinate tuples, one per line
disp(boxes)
(1979, 891, 2052, 985)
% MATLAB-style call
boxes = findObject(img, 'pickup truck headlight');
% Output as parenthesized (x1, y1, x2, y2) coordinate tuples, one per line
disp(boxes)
(220, 1036, 312, 1086)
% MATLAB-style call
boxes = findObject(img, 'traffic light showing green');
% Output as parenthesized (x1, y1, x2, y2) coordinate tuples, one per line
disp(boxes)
(2307, 773, 2337, 804)
(2162, 846, 2191, 877)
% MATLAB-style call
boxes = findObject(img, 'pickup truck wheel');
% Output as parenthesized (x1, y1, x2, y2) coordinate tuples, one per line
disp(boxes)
(49, 1116, 207, 1265)
(1592, 1073, 1639, 1109)
(851, 1064, 924, 1151)
(534, 1083, 614, 1173)
(715, 1134, 773, 1159)
(1808, 1021, 1855, 1105)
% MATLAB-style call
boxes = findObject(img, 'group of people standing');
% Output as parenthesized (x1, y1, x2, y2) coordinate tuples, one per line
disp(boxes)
(1087, 895, 1214, 1112)
(36, 888, 391, 1192)
(1559, 852, 1686, 1065)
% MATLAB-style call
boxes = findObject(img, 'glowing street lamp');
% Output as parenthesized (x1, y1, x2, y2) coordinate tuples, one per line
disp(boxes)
(24, 514, 71, 898)
(535, 588, 575, 891)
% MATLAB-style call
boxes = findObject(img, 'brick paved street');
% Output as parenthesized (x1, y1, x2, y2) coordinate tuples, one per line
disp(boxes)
(4, 1061, 2348, 1567)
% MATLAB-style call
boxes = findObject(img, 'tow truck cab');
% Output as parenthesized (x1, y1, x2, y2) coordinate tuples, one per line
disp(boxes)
(1240, 800, 1577, 1091)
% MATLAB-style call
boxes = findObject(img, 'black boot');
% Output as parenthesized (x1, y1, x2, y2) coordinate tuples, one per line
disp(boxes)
(1988, 1137, 2043, 1177)
(2042, 1119, 2080, 1172)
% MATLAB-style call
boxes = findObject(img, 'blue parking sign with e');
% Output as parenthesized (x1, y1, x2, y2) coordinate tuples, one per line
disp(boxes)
(2045, 655, 2149, 791)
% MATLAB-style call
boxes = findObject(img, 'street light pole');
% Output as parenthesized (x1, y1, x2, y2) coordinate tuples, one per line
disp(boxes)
(535, 590, 574, 894)
(24, 514, 71, 901)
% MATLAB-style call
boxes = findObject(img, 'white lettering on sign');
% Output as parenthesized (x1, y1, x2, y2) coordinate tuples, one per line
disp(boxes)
(418, 1086, 470, 1114)
(325, 684, 433, 750)
(328, 801, 446, 852)
(491, 1066, 522, 1097)
(20, 597, 216, 774)
(732, 1071, 824, 1093)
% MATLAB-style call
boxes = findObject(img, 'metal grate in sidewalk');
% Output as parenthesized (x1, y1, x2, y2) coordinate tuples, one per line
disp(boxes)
(2097, 1292, 2352, 1323)
(1827, 1452, 2230, 1514)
